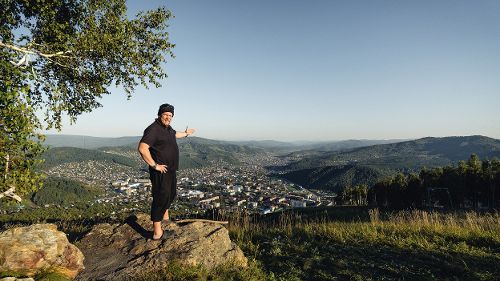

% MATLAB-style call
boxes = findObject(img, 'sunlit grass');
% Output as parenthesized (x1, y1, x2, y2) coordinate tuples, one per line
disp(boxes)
(227, 208, 500, 281)
(132, 260, 269, 281)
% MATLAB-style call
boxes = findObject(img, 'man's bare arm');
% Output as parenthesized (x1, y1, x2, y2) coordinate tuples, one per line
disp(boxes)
(138, 142, 168, 173)
(175, 128, 196, 139)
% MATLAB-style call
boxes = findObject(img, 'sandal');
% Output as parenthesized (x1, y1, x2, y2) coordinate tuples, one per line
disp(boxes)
(152, 230, 167, 241)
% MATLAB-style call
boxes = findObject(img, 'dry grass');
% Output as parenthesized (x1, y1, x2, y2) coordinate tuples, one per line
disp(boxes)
(226, 207, 500, 281)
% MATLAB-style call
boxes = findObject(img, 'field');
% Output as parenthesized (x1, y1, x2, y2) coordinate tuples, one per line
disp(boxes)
(227, 207, 500, 281)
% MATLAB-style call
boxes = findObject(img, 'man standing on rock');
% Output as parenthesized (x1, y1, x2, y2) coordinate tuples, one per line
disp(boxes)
(138, 103, 196, 240)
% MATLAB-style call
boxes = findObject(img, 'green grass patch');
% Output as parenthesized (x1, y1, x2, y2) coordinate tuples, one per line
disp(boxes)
(132, 260, 269, 281)
(228, 208, 500, 281)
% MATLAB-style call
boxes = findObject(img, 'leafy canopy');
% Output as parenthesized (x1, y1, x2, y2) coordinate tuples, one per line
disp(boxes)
(0, 0, 174, 200)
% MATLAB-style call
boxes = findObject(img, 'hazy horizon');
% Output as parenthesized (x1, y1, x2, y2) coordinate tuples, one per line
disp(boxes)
(44, 0, 500, 141)
(43, 133, 500, 144)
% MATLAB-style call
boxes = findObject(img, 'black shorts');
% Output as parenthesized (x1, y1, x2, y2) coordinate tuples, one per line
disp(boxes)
(150, 170, 177, 222)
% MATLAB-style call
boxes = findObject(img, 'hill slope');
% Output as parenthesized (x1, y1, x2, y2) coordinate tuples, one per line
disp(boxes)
(287, 135, 500, 170)
(177, 138, 263, 168)
(41, 137, 265, 170)
(282, 164, 393, 192)
(42, 147, 140, 168)
(281, 135, 500, 191)
(31, 177, 102, 206)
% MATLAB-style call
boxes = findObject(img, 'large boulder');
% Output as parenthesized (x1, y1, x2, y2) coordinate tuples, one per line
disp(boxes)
(0, 224, 84, 279)
(75, 214, 247, 280)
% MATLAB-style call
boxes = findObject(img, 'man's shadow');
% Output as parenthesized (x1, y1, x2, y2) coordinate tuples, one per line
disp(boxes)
(125, 215, 152, 239)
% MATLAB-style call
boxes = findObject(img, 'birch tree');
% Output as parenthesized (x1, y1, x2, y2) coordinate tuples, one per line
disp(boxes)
(1, 0, 174, 201)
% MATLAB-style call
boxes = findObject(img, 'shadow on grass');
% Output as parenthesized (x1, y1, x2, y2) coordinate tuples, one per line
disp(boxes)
(247, 230, 499, 281)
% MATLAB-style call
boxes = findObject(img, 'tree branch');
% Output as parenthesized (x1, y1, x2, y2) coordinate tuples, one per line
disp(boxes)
(0, 186, 22, 202)
(1, 154, 22, 201)
(0, 41, 74, 60)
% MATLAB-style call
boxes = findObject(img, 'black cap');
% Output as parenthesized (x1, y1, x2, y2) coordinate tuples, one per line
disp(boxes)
(158, 103, 174, 116)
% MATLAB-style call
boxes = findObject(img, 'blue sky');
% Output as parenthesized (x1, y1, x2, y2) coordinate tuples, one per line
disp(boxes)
(46, 0, 500, 141)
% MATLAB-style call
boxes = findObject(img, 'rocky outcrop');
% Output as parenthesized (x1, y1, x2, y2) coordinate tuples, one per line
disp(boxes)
(75, 214, 247, 281)
(0, 224, 84, 279)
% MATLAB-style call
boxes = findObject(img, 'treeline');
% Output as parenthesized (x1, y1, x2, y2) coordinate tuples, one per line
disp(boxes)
(366, 154, 500, 209)
(337, 185, 369, 206)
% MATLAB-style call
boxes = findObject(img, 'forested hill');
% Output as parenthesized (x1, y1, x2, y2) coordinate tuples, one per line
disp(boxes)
(177, 138, 264, 168)
(41, 138, 264, 170)
(283, 165, 394, 193)
(280, 135, 500, 192)
(286, 135, 500, 171)
(41, 147, 140, 168)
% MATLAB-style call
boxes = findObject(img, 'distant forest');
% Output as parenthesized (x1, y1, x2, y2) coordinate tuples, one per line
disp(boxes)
(362, 154, 500, 210)
(31, 177, 101, 205)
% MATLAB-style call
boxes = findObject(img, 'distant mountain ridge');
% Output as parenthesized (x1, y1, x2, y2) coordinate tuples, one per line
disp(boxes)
(44, 135, 141, 149)
(43, 135, 500, 192)
(286, 135, 500, 170)
(44, 134, 406, 153)
(281, 135, 500, 192)
(41, 137, 265, 170)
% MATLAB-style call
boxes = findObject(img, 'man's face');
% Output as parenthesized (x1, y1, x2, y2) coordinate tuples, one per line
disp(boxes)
(160, 112, 173, 127)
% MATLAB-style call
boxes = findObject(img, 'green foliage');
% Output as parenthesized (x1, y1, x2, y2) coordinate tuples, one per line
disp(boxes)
(1, 0, 174, 128)
(0, 270, 25, 278)
(0, 64, 46, 198)
(338, 184, 368, 205)
(1, 0, 173, 199)
(369, 154, 500, 209)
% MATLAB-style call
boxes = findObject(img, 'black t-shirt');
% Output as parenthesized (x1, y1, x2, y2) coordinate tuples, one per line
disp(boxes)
(140, 119, 179, 171)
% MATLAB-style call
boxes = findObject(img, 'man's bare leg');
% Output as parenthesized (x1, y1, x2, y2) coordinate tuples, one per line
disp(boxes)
(162, 209, 169, 221)
(152, 221, 163, 239)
